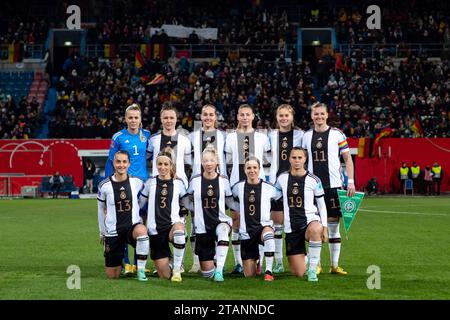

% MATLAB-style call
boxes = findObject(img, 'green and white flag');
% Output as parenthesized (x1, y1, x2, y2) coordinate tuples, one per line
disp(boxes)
(337, 190, 365, 238)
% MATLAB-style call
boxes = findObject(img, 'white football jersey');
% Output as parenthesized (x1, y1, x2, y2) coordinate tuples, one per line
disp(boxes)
(186, 174, 233, 234)
(97, 175, 144, 237)
(139, 177, 187, 235)
(268, 128, 304, 184)
(147, 130, 192, 188)
(225, 130, 270, 187)
(275, 171, 326, 233)
(189, 129, 227, 177)
(302, 127, 349, 188)
(232, 180, 281, 240)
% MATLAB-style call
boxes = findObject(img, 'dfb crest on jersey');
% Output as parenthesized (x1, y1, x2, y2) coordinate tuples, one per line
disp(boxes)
(249, 190, 256, 203)
(292, 187, 299, 195)
(120, 191, 127, 200)
(207, 185, 214, 197)
(281, 141, 288, 149)
(161, 188, 168, 196)
(316, 141, 323, 149)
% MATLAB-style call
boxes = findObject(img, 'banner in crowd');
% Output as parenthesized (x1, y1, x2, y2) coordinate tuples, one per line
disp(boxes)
(337, 190, 365, 238)
(150, 24, 218, 40)
(371, 127, 393, 157)
(410, 119, 424, 137)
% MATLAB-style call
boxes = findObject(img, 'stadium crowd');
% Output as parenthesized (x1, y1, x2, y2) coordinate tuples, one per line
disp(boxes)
(45, 48, 449, 139)
(1, 0, 449, 140)
(2, 0, 449, 46)
(0, 93, 41, 139)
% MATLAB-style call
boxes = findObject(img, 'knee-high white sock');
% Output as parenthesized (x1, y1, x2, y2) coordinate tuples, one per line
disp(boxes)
(262, 231, 275, 273)
(231, 229, 242, 266)
(308, 240, 322, 273)
(136, 235, 149, 271)
(216, 223, 230, 273)
(328, 222, 341, 268)
(274, 224, 283, 265)
(258, 244, 265, 269)
(173, 230, 186, 272)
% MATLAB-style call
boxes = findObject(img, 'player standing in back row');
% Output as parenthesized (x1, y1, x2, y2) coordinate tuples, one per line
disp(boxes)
(105, 103, 151, 275)
(225, 104, 271, 274)
(268, 104, 304, 273)
(302, 102, 355, 275)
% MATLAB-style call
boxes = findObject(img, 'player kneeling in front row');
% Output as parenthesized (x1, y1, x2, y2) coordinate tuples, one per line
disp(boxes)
(275, 148, 328, 281)
(139, 149, 188, 282)
(97, 150, 149, 281)
(232, 157, 281, 281)
(182, 147, 236, 282)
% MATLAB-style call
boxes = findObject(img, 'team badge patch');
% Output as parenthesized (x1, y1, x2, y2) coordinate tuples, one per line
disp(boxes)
(161, 188, 168, 196)
(316, 141, 322, 149)
(207, 185, 214, 197)
(120, 191, 126, 200)
(249, 190, 255, 203)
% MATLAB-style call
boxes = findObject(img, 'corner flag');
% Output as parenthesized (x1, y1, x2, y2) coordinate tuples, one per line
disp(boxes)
(337, 190, 365, 238)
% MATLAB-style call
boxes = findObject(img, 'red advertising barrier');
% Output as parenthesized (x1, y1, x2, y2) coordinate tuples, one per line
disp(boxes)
(0, 138, 448, 196)
(0, 139, 110, 194)
(354, 138, 450, 193)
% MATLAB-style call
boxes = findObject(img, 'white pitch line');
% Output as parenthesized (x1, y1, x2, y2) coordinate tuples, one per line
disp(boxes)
(359, 209, 448, 217)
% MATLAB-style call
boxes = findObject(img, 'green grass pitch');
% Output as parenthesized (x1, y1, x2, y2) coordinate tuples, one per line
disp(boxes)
(1, 197, 449, 300)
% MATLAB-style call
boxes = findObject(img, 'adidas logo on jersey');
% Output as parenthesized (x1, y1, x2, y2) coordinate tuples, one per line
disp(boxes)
(120, 187, 125, 190)
(317, 137, 323, 141)
(293, 182, 299, 186)
(125, 140, 130, 143)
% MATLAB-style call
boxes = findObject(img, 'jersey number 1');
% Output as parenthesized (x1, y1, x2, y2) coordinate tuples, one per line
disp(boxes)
(133, 145, 139, 156)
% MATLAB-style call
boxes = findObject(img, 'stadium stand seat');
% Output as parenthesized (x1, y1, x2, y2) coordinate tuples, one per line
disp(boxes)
(404, 179, 414, 196)
(39, 176, 77, 197)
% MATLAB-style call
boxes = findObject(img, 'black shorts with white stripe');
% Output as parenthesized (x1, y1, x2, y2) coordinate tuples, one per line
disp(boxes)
(195, 230, 217, 262)
(240, 227, 264, 261)
(149, 227, 172, 261)
(324, 187, 342, 218)
(104, 223, 139, 267)
(285, 227, 307, 256)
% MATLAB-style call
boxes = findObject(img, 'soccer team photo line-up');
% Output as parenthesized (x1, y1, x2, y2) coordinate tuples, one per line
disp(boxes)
(97, 102, 355, 283)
